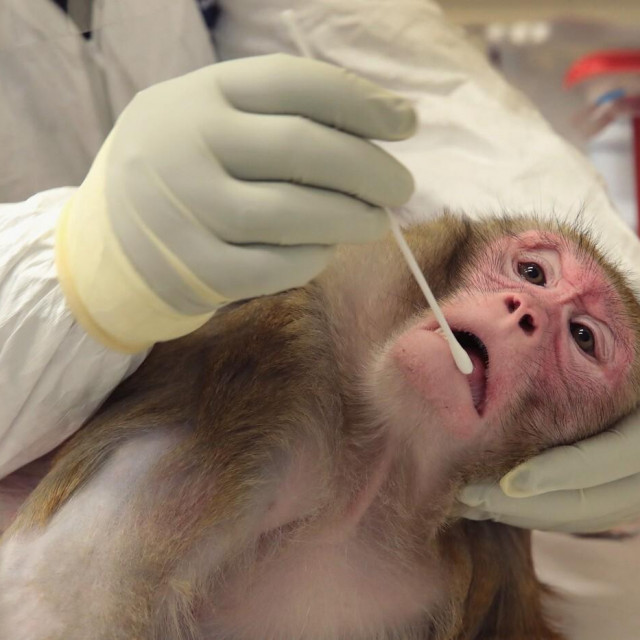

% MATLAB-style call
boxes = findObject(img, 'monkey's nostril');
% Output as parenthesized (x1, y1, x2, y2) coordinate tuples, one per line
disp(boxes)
(507, 297, 521, 313)
(518, 314, 536, 335)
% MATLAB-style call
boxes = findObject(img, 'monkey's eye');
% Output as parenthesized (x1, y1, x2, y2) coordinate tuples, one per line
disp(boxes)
(517, 262, 546, 286)
(571, 323, 595, 355)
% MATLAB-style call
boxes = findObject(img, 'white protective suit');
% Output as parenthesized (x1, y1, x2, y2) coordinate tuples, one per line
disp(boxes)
(0, 0, 215, 476)
(2, 1, 640, 637)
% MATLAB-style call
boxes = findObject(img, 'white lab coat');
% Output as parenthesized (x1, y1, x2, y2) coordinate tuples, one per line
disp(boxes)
(0, 0, 215, 477)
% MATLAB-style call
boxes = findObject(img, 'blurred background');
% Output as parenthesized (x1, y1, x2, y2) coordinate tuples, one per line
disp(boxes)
(440, 0, 640, 232)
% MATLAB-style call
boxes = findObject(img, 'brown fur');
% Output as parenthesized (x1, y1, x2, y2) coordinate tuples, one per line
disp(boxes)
(443, 522, 563, 639)
(4, 214, 640, 639)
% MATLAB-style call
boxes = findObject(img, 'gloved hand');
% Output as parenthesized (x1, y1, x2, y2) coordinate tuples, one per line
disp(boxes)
(56, 54, 416, 353)
(459, 411, 640, 533)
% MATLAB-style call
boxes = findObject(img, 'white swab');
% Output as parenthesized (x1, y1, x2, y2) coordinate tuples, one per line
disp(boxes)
(386, 216, 473, 374)
(281, 10, 473, 375)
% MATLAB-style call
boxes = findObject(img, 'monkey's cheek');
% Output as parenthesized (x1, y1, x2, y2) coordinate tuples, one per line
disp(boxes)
(387, 329, 479, 438)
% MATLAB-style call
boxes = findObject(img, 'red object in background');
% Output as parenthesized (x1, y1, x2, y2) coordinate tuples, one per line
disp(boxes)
(565, 51, 640, 235)
(564, 51, 640, 88)
(635, 117, 640, 235)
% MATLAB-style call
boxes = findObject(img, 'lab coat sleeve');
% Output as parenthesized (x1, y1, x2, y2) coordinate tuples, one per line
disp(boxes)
(0, 187, 148, 479)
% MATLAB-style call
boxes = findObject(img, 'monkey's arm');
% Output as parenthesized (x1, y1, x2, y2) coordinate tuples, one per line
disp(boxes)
(0, 288, 339, 639)
(0, 428, 275, 640)
(1, 431, 194, 638)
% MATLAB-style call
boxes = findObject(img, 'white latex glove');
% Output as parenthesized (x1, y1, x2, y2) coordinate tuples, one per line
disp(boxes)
(55, 54, 416, 353)
(459, 411, 640, 533)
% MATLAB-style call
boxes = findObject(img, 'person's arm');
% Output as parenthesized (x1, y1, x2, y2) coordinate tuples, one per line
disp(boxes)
(0, 188, 148, 478)
(56, 54, 416, 353)
(1, 55, 416, 477)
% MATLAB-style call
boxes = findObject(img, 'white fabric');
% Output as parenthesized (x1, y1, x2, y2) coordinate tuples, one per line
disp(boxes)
(534, 531, 640, 639)
(0, 0, 215, 202)
(0, 0, 216, 478)
(0, 188, 147, 476)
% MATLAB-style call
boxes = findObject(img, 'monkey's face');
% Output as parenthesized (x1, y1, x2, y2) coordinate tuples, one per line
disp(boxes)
(371, 229, 638, 477)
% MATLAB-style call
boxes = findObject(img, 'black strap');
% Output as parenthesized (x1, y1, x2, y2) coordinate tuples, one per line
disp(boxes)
(50, 0, 220, 40)
(196, 0, 220, 31)
(51, 0, 68, 12)
(50, 0, 92, 39)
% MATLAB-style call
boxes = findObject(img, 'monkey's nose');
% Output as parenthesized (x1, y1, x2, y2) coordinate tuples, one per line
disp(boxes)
(505, 295, 538, 336)
(518, 313, 536, 335)
(506, 296, 520, 314)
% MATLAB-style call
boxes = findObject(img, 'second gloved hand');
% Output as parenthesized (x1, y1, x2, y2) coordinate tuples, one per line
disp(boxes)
(56, 54, 416, 353)
(459, 410, 640, 533)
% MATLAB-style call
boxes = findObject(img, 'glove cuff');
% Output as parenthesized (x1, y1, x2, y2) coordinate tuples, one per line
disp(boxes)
(55, 146, 213, 353)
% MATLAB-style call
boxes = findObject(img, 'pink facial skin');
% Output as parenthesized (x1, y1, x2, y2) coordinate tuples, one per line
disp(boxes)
(383, 231, 635, 446)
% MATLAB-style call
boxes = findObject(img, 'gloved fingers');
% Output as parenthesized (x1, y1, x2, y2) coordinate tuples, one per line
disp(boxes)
(459, 474, 640, 533)
(211, 113, 414, 208)
(213, 54, 417, 141)
(499, 410, 640, 497)
(208, 242, 336, 302)
(122, 146, 390, 246)
(111, 169, 337, 310)
(461, 505, 568, 531)
(199, 181, 389, 246)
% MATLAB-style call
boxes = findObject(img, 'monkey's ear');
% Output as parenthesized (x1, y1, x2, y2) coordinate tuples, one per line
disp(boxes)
(457, 521, 565, 640)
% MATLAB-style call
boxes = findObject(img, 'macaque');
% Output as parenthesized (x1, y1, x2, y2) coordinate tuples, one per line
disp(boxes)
(1, 214, 640, 640)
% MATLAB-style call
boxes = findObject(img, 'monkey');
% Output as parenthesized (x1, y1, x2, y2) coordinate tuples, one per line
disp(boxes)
(1, 213, 639, 640)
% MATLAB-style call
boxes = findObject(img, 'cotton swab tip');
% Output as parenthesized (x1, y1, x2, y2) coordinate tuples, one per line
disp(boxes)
(449, 339, 474, 375)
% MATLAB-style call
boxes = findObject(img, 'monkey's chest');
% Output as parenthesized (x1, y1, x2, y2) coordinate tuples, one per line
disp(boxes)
(204, 527, 442, 639)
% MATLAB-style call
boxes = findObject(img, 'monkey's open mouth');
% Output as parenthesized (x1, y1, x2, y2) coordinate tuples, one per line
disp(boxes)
(453, 331, 489, 414)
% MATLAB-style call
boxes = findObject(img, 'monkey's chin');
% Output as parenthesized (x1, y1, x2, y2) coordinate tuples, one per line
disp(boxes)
(387, 324, 485, 438)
